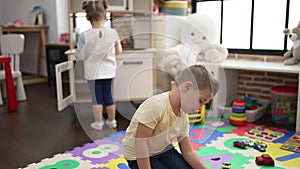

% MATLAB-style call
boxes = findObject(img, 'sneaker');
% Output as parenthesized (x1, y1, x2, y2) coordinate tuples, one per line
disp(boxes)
(90, 121, 104, 130)
(106, 119, 117, 128)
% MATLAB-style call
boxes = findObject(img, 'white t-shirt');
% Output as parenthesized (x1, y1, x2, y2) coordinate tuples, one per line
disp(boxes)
(122, 92, 190, 160)
(75, 26, 120, 80)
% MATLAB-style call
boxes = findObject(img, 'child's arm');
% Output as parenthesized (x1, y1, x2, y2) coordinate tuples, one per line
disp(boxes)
(75, 34, 86, 60)
(115, 40, 122, 55)
(179, 136, 208, 169)
(135, 122, 153, 169)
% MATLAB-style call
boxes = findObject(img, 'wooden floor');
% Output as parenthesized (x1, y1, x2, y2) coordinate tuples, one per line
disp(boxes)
(0, 82, 131, 169)
(0, 82, 295, 169)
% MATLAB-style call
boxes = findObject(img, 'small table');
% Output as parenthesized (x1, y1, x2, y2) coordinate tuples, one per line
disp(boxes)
(0, 56, 18, 111)
(0, 25, 49, 76)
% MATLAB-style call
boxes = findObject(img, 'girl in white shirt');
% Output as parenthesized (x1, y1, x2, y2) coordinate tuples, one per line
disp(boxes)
(75, 0, 122, 130)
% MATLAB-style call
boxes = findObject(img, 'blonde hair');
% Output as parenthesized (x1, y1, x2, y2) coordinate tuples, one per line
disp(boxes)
(82, 0, 108, 22)
(175, 65, 219, 96)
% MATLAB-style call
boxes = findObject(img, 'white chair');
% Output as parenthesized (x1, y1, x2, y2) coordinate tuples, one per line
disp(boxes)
(0, 34, 26, 105)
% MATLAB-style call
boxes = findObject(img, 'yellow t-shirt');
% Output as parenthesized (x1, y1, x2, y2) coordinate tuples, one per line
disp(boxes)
(122, 92, 190, 160)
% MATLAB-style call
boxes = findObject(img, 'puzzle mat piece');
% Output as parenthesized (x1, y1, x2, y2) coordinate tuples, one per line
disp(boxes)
(191, 142, 206, 150)
(243, 158, 299, 169)
(196, 146, 253, 169)
(99, 155, 130, 169)
(198, 117, 236, 133)
(190, 127, 225, 145)
(244, 126, 285, 142)
(208, 133, 260, 157)
(104, 131, 126, 143)
(22, 153, 96, 169)
(275, 130, 296, 144)
(173, 140, 206, 154)
(66, 139, 122, 165)
(266, 143, 300, 168)
(189, 127, 213, 142)
(230, 123, 256, 136)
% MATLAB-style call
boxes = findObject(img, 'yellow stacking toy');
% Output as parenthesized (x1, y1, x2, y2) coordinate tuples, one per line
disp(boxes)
(189, 105, 206, 124)
(230, 99, 247, 126)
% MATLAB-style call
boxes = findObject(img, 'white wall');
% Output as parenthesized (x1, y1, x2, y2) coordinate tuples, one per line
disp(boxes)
(55, 0, 69, 42)
(0, 0, 68, 76)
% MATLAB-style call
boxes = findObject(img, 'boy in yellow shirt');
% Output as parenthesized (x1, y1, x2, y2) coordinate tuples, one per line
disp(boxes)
(122, 65, 219, 169)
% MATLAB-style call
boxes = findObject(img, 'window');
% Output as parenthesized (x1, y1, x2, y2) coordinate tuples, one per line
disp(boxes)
(252, 0, 286, 50)
(222, 0, 251, 49)
(192, 0, 295, 56)
(196, 1, 221, 43)
(287, 0, 300, 49)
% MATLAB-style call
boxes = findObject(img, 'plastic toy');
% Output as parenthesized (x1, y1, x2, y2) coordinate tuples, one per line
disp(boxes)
(221, 162, 232, 169)
(188, 105, 206, 124)
(233, 140, 247, 149)
(280, 132, 300, 153)
(13, 19, 25, 26)
(229, 97, 261, 110)
(230, 115, 247, 122)
(244, 126, 285, 142)
(229, 120, 247, 126)
(254, 140, 268, 148)
(253, 143, 266, 152)
(271, 86, 297, 125)
(230, 99, 247, 126)
(255, 154, 275, 166)
(242, 139, 254, 147)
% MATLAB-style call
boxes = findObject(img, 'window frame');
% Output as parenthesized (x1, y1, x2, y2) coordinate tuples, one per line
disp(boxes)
(191, 0, 291, 56)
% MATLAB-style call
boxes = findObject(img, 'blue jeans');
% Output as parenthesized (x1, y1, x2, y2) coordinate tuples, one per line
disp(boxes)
(127, 146, 192, 169)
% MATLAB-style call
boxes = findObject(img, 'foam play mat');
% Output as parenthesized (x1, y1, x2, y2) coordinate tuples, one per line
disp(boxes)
(21, 117, 300, 169)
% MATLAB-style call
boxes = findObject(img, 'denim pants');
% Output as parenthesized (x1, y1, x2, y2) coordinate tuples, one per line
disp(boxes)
(126, 146, 192, 169)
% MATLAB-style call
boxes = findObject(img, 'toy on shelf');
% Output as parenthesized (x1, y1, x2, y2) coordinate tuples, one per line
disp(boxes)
(255, 154, 275, 166)
(282, 21, 300, 65)
(244, 126, 285, 142)
(280, 132, 300, 153)
(271, 86, 297, 125)
(13, 19, 25, 26)
(222, 97, 269, 123)
(159, 13, 228, 77)
(229, 99, 247, 126)
(228, 97, 262, 110)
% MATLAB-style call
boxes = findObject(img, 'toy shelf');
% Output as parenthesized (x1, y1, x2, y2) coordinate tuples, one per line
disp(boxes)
(198, 59, 300, 131)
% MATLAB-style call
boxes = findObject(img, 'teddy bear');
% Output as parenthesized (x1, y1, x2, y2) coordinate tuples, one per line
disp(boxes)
(283, 21, 300, 65)
(159, 13, 228, 77)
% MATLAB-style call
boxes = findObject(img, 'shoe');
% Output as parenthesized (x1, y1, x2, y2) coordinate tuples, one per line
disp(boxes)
(106, 119, 117, 128)
(90, 121, 104, 130)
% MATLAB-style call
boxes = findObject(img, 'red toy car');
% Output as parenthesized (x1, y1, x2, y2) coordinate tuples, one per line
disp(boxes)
(255, 154, 275, 166)
(233, 140, 247, 149)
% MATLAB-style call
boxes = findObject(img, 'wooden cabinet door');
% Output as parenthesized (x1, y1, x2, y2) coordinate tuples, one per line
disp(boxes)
(114, 53, 154, 101)
(55, 60, 75, 111)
